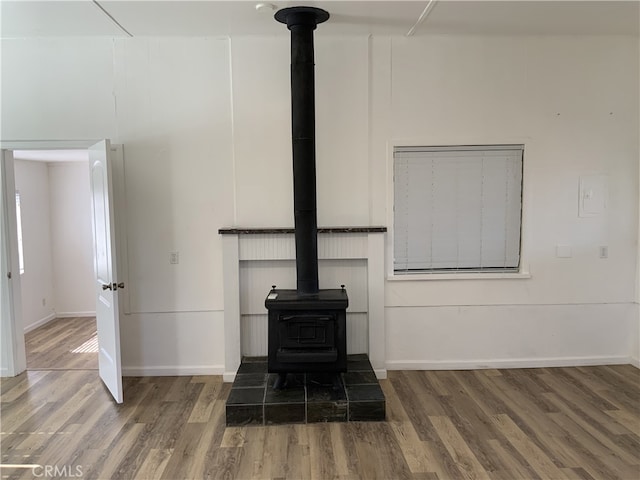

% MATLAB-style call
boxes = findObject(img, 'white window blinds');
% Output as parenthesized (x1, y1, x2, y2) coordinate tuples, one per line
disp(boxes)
(394, 145, 523, 273)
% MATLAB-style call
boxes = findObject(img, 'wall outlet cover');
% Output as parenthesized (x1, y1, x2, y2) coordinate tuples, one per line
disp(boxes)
(556, 245, 572, 258)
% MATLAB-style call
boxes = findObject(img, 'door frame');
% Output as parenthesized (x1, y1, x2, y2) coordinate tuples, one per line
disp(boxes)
(0, 140, 128, 378)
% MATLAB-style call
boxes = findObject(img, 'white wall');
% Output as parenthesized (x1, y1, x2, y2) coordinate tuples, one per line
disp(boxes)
(231, 36, 370, 227)
(48, 162, 94, 316)
(377, 35, 638, 368)
(2, 32, 638, 374)
(13, 160, 55, 331)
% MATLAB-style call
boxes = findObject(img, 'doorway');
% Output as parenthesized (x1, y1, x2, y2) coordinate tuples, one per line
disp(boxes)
(2, 141, 125, 403)
(12, 149, 97, 370)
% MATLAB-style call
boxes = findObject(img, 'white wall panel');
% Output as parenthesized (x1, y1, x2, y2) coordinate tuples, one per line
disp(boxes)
(241, 314, 268, 357)
(232, 36, 370, 227)
(386, 303, 634, 369)
(13, 160, 55, 331)
(49, 162, 94, 315)
(381, 35, 638, 306)
(632, 303, 639, 367)
(113, 38, 234, 313)
(346, 312, 369, 354)
(1, 38, 117, 141)
(318, 260, 368, 310)
(239, 260, 296, 314)
(120, 310, 225, 376)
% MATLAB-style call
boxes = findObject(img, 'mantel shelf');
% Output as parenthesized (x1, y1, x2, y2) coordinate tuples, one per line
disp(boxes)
(219, 226, 387, 235)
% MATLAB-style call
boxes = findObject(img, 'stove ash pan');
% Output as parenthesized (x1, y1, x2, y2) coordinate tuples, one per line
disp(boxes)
(265, 288, 348, 374)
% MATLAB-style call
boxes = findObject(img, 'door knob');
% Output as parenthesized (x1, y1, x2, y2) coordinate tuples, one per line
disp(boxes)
(117, 282, 125, 289)
(102, 283, 112, 290)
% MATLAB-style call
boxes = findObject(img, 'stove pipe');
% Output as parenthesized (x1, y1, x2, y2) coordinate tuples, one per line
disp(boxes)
(275, 6, 329, 295)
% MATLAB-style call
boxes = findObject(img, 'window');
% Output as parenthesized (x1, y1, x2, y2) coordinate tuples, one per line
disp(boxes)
(393, 145, 523, 273)
(15, 190, 24, 274)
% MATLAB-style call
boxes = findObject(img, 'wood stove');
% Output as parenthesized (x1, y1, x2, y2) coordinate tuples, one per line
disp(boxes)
(266, 288, 348, 371)
(266, 6, 348, 389)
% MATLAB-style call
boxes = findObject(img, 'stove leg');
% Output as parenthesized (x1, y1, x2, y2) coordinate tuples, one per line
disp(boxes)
(273, 373, 288, 390)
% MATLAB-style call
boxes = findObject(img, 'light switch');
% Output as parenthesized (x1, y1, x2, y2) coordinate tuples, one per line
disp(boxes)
(599, 246, 608, 258)
(556, 245, 572, 258)
(169, 252, 179, 264)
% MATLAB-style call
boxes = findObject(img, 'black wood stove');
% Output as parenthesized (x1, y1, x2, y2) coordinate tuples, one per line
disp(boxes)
(266, 6, 348, 389)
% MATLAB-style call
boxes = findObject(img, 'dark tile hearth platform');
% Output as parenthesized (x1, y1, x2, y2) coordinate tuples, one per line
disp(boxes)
(225, 354, 385, 426)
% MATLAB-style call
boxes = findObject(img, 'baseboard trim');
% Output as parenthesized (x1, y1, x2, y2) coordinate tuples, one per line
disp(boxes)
(122, 365, 225, 377)
(55, 311, 96, 318)
(386, 355, 632, 371)
(223, 372, 237, 383)
(374, 369, 387, 379)
(24, 313, 56, 334)
(630, 357, 640, 369)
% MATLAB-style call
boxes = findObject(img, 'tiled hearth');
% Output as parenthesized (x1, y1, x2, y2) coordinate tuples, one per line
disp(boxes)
(225, 354, 385, 425)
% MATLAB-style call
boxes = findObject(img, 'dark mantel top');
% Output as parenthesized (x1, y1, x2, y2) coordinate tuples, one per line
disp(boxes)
(218, 226, 387, 235)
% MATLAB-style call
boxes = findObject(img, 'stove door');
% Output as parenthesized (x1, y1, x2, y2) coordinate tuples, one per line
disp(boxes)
(276, 313, 337, 363)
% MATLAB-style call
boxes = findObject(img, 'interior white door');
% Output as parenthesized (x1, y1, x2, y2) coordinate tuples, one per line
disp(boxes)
(89, 140, 123, 403)
(0, 150, 26, 377)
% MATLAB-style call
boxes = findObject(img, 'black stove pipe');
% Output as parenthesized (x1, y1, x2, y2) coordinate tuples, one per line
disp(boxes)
(275, 7, 329, 295)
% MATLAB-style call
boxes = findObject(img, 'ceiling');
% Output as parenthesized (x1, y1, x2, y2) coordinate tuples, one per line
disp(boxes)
(1, 1, 638, 38)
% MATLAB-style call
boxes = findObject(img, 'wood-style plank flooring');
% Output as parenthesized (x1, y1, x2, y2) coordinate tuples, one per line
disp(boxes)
(1, 365, 638, 479)
(25, 317, 98, 370)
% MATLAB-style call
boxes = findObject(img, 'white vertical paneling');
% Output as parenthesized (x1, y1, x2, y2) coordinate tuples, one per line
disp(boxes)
(239, 260, 296, 314)
(318, 260, 368, 311)
(241, 314, 268, 356)
(347, 313, 368, 354)
(239, 234, 295, 260)
(318, 233, 368, 259)
(240, 259, 368, 314)
(233, 232, 383, 370)
(238, 232, 369, 260)
(367, 232, 386, 376)
(222, 235, 241, 380)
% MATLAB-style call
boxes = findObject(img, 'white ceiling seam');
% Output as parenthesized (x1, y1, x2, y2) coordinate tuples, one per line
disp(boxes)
(406, 0, 438, 37)
(92, 0, 133, 38)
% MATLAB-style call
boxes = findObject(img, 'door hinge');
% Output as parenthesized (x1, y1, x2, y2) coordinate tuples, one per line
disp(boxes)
(7, 271, 11, 279)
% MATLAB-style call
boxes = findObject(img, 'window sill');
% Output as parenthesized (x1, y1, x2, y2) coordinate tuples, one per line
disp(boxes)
(387, 272, 532, 281)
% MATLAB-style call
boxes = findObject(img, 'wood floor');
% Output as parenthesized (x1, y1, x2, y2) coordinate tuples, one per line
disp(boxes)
(1, 364, 638, 479)
(25, 317, 98, 370)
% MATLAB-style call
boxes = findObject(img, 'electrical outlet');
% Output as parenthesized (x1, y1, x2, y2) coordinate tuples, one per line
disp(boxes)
(599, 246, 608, 259)
(169, 252, 179, 264)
